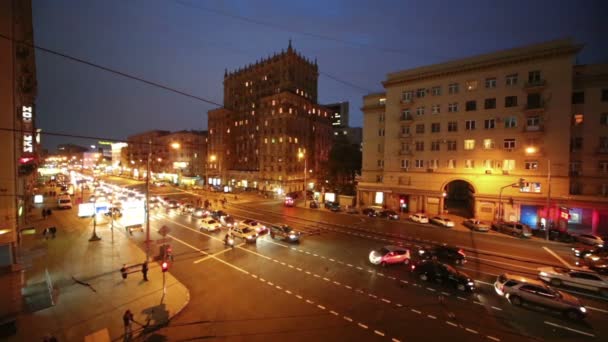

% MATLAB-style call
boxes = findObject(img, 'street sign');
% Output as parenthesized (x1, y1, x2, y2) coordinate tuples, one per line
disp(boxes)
(158, 225, 171, 236)
(155, 237, 173, 245)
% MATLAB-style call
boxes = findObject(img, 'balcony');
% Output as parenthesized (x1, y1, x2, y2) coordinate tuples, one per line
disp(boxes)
(522, 125, 544, 134)
(524, 101, 546, 113)
(399, 116, 414, 123)
(523, 79, 547, 91)
(399, 132, 412, 139)
(399, 149, 412, 156)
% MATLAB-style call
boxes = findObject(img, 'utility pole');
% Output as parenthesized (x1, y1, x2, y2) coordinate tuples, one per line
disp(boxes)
(303, 157, 307, 208)
(545, 160, 551, 240)
(145, 139, 151, 261)
(89, 186, 100, 241)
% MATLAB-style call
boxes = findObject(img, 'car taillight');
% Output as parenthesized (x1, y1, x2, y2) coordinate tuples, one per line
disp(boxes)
(458, 249, 465, 257)
(411, 264, 416, 271)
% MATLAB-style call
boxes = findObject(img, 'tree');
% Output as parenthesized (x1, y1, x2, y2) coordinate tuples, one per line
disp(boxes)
(328, 134, 361, 195)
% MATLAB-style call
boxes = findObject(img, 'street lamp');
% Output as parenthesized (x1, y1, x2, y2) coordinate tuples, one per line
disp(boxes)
(207, 154, 217, 188)
(298, 150, 307, 207)
(89, 185, 101, 241)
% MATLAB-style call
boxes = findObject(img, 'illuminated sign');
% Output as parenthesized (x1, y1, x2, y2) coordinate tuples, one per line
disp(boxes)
(23, 134, 33, 153)
(21, 106, 34, 154)
(34, 195, 44, 204)
(78, 203, 95, 217)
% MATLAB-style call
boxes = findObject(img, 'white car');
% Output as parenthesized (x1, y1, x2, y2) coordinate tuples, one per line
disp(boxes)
(538, 267, 608, 297)
(231, 227, 258, 243)
(199, 218, 222, 232)
(576, 234, 605, 246)
(430, 216, 455, 228)
(409, 213, 429, 223)
(239, 219, 267, 234)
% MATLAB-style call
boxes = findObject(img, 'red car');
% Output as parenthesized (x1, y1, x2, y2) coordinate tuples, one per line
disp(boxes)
(369, 245, 411, 266)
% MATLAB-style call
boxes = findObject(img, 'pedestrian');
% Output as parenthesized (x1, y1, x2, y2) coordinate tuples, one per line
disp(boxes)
(42, 207, 47, 219)
(50, 226, 57, 239)
(46, 208, 52, 217)
(42, 228, 49, 240)
(142, 261, 148, 281)
(123, 309, 134, 337)
(120, 264, 128, 280)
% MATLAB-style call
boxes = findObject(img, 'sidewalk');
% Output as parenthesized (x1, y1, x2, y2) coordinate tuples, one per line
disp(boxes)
(10, 202, 190, 341)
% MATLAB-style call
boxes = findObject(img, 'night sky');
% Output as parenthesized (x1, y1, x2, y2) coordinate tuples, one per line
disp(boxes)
(32, 0, 608, 150)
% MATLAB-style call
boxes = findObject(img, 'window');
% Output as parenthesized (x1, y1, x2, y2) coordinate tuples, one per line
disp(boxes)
(465, 120, 476, 130)
(447, 121, 458, 132)
(504, 117, 517, 128)
(426, 160, 439, 169)
(432, 104, 441, 114)
(401, 109, 412, 120)
(570, 137, 583, 151)
(503, 159, 515, 170)
(465, 100, 477, 111)
(401, 159, 410, 169)
(503, 138, 516, 149)
(448, 83, 459, 94)
(415, 160, 424, 168)
(464, 159, 474, 169)
(447, 159, 456, 168)
(601, 113, 608, 125)
(431, 123, 441, 133)
(527, 93, 542, 109)
(448, 103, 459, 112)
(431, 86, 441, 96)
(505, 96, 518, 107)
(416, 88, 426, 98)
(483, 139, 495, 149)
(401, 126, 410, 135)
(526, 116, 541, 130)
(506, 73, 518, 86)
(464, 139, 475, 150)
(415, 124, 425, 134)
(379, 114, 384, 122)
(378, 128, 385, 136)
(484, 119, 495, 129)
(379, 98, 386, 105)
(447, 140, 457, 151)
(573, 113, 584, 125)
(483, 159, 495, 169)
(528, 70, 541, 83)
(572, 91, 585, 104)
(416, 107, 425, 116)
(525, 161, 539, 170)
(377, 160, 384, 168)
(431, 141, 440, 151)
(484, 98, 496, 109)
(402, 91, 413, 102)
(601, 137, 608, 150)
(599, 161, 608, 174)
(465, 80, 478, 91)
(602, 89, 608, 102)
(415, 141, 424, 151)
(485, 78, 497, 88)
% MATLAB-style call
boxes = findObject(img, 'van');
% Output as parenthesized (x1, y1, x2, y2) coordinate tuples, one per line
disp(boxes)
(492, 221, 532, 238)
(57, 196, 72, 209)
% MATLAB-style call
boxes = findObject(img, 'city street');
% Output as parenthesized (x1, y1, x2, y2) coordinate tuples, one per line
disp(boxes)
(100, 176, 608, 341)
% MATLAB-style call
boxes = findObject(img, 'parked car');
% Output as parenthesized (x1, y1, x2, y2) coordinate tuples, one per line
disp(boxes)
(575, 234, 605, 246)
(491, 221, 532, 238)
(369, 246, 411, 266)
(462, 219, 490, 232)
(378, 210, 400, 220)
(57, 196, 72, 209)
(361, 208, 378, 217)
(269, 224, 301, 242)
(284, 196, 295, 207)
(239, 219, 268, 234)
(430, 216, 455, 228)
(192, 207, 208, 218)
(409, 213, 429, 223)
(545, 229, 577, 243)
(411, 260, 474, 292)
(417, 245, 466, 264)
(572, 245, 608, 258)
(199, 218, 222, 233)
(538, 267, 608, 297)
(325, 202, 341, 212)
(231, 226, 258, 243)
(494, 273, 587, 320)
(309, 200, 319, 209)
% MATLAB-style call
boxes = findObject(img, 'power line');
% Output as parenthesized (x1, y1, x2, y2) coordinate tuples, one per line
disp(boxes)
(0, 33, 223, 108)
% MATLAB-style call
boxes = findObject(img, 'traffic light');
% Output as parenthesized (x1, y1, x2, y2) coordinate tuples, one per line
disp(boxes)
(518, 178, 525, 189)
(161, 261, 169, 272)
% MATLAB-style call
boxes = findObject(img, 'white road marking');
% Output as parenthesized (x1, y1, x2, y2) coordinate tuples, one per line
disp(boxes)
(333, 281, 341, 285)
(427, 287, 436, 292)
(317, 304, 326, 310)
(329, 258, 335, 262)
(306, 299, 314, 304)
(441, 292, 451, 296)
(323, 277, 330, 281)
(288, 264, 294, 268)
(374, 330, 385, 336)
(427, 314, 437, 319)
(411, 309, 422, 314)
(347, 264, 354, 267)
(487, 336, 501, 341)
(275, 285, 282, 290)
(544, 321, 595, 337)
(392, 338, 401, 342)
(285, 290, 292, 294)
(369, 294, 378, 298)
(381, 298, 391, 303)
(388, 276, 396, 280)
(193, 245, 242, 263)
(466, 328, 478, 334)
(314, 274, 321, 278)
(296, 295, 303, 299)
(296, 267, 302, 271)
(169, 234, 250, 275)
(377, 273, 384, 276)
(356, 266, 363, 270)
(268, 281, 274, 286)
(330, 310, 339, 316)
(543, 247, 572, 268)
(467, 256, 538, 271)
(475, 280, 494, 286)
(251, 274, 258, 278)
(358, 323, 368, 329)
(344, 316, 353, 322)
(491, 306, 502, 311)
(395, 303, 403, 307)
(446, 321, 458, 327)
(587, 306, 608, 314)
(474, 301, 483, 305)
(345, 285, 352, 289)
(306, 271, 311, 275)
(400, 280, 409, 284)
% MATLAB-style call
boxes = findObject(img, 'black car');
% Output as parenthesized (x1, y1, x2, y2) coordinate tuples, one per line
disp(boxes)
(325, 202, 341, 212)
(210, 210, 228, 220)
(572, 245, 608, 258)
(309, 201, 319, 209)
(417, 245, 466, 265)
(378, 210, 399, 220)
(361, 208, 378, 217)
(411, 260, 475, 292)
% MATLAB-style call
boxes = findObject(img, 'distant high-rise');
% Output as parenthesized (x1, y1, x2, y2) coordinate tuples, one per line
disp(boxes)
(324, 102, 350, 129)
(207, 42, 332, 193)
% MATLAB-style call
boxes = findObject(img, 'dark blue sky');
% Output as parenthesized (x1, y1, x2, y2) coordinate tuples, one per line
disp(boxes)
(33, 0, 607, 150)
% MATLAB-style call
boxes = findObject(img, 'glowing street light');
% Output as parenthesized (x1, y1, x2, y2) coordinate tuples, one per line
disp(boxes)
(171, 142, 181, 150)
(298, 149, 307, 207)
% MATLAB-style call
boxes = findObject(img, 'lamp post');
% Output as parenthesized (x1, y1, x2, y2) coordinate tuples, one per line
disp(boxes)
(89, 185, 101, 241)
(298, 150, 307, 208)
(145, 139, 151, 261)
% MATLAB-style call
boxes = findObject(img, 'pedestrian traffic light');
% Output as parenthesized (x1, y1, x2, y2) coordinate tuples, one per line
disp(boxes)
(161, 261, 169, 272)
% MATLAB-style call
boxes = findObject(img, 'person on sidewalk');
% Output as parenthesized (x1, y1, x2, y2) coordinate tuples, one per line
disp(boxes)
(42, 228, 49, 240)
(42, 207, 47, 219)
(142, 261, 149, 281)
(123, 309, 134, 338)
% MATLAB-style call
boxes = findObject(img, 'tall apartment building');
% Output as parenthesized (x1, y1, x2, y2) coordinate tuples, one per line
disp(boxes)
(325, 101, 350, 130)
(0, 0, 37, 323)
(207, 42, 332, 193)
(359, 39, 608, 234)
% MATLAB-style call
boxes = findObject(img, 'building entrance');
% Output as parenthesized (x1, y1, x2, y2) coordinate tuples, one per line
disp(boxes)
(443, 180, 475, 218)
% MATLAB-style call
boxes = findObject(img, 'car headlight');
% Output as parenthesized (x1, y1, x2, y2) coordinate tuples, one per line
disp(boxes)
(591, 256, 600, 261)
(580, 307, 587, 313)
(539, 271, 549, 277)
(418, 250, 425, 255)
(467, 281, 474, 286)
(289, 234, 297, 239)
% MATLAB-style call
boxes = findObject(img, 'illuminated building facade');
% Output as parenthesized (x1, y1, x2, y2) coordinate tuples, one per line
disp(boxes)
(359, 39, 608, 233)
(207, 42, 332, 193)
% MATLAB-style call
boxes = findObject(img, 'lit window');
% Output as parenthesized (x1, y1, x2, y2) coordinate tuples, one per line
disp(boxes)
(483, 160, 495, 169)
(503, 159, 515, 170)
(483, 139, 495, 149)
(464, 159, 474, 169)
(447, 159, 456, 168)
(465, 80, 478, 91)
(464, 139, 475, 150)
(525, 161, 538, 170)
(573, 113, 584, 125)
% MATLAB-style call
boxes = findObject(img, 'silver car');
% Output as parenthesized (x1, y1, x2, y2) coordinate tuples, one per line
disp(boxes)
(462, 219, 490, 232)
(538, 267, 608, 297)
(576, 234, 605, 246)
(494, 273, 587, 320)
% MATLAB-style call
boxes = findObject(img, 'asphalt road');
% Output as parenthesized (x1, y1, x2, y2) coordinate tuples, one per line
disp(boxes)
(97, 175, 608, 341)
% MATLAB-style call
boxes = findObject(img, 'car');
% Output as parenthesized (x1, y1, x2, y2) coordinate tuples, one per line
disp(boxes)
(284, 196, 295, 207)
(309, 201, 319, 209)
(572, 245, 608, 258)
(180, 203, 195, 214)
(462, 219, 490, 232)
(378, 210, 399, 220)
(576, 234, 605, 246)
(494, 273, 587, 320)
(210, 210, 228, 220)
(417, 245, 466, 265)
(538, 267, 608, 297)
(369, 246, 411, 266)
(192, 207, 208, 218)
(491, 221, 532, 238)
(269, 224, 301, 242)
(231, 226, 258, 243)
(411, 260, 474, 292)
(221, 215, 236, 228)
(104, 207, 122, 218)
(545, 229, 577, 243)
(57, 196, 72, 209)
(165, 200, 179, 209)
(361, 208, 378, 217)
(148, 198, 161, 209)
(199, 218, 222, 232)
(239, 219, 268, 234)
(325, 202, 341, 212)
(575, 254, 608, 275)
(430, 216, 455, 228)
(409, 213, 429, 223)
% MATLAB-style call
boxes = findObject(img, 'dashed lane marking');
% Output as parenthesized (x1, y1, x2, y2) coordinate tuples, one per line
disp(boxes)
(381, 298, 391, 303)
(427, 314, 437, 319)
(358, 323, 368, 329)
(487, 336, 501, 341)
(446, 321, 458, 327)
(374, 330, 385, 336)
(466, 328, 479, 334)
(411, 309, 422, 314)
(491, 306, 502, 311)
(344, 316, 353, 322)
(317, 304, 326, 310)
(544, 321, 595, 337)
(330, 310, 339, 316)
